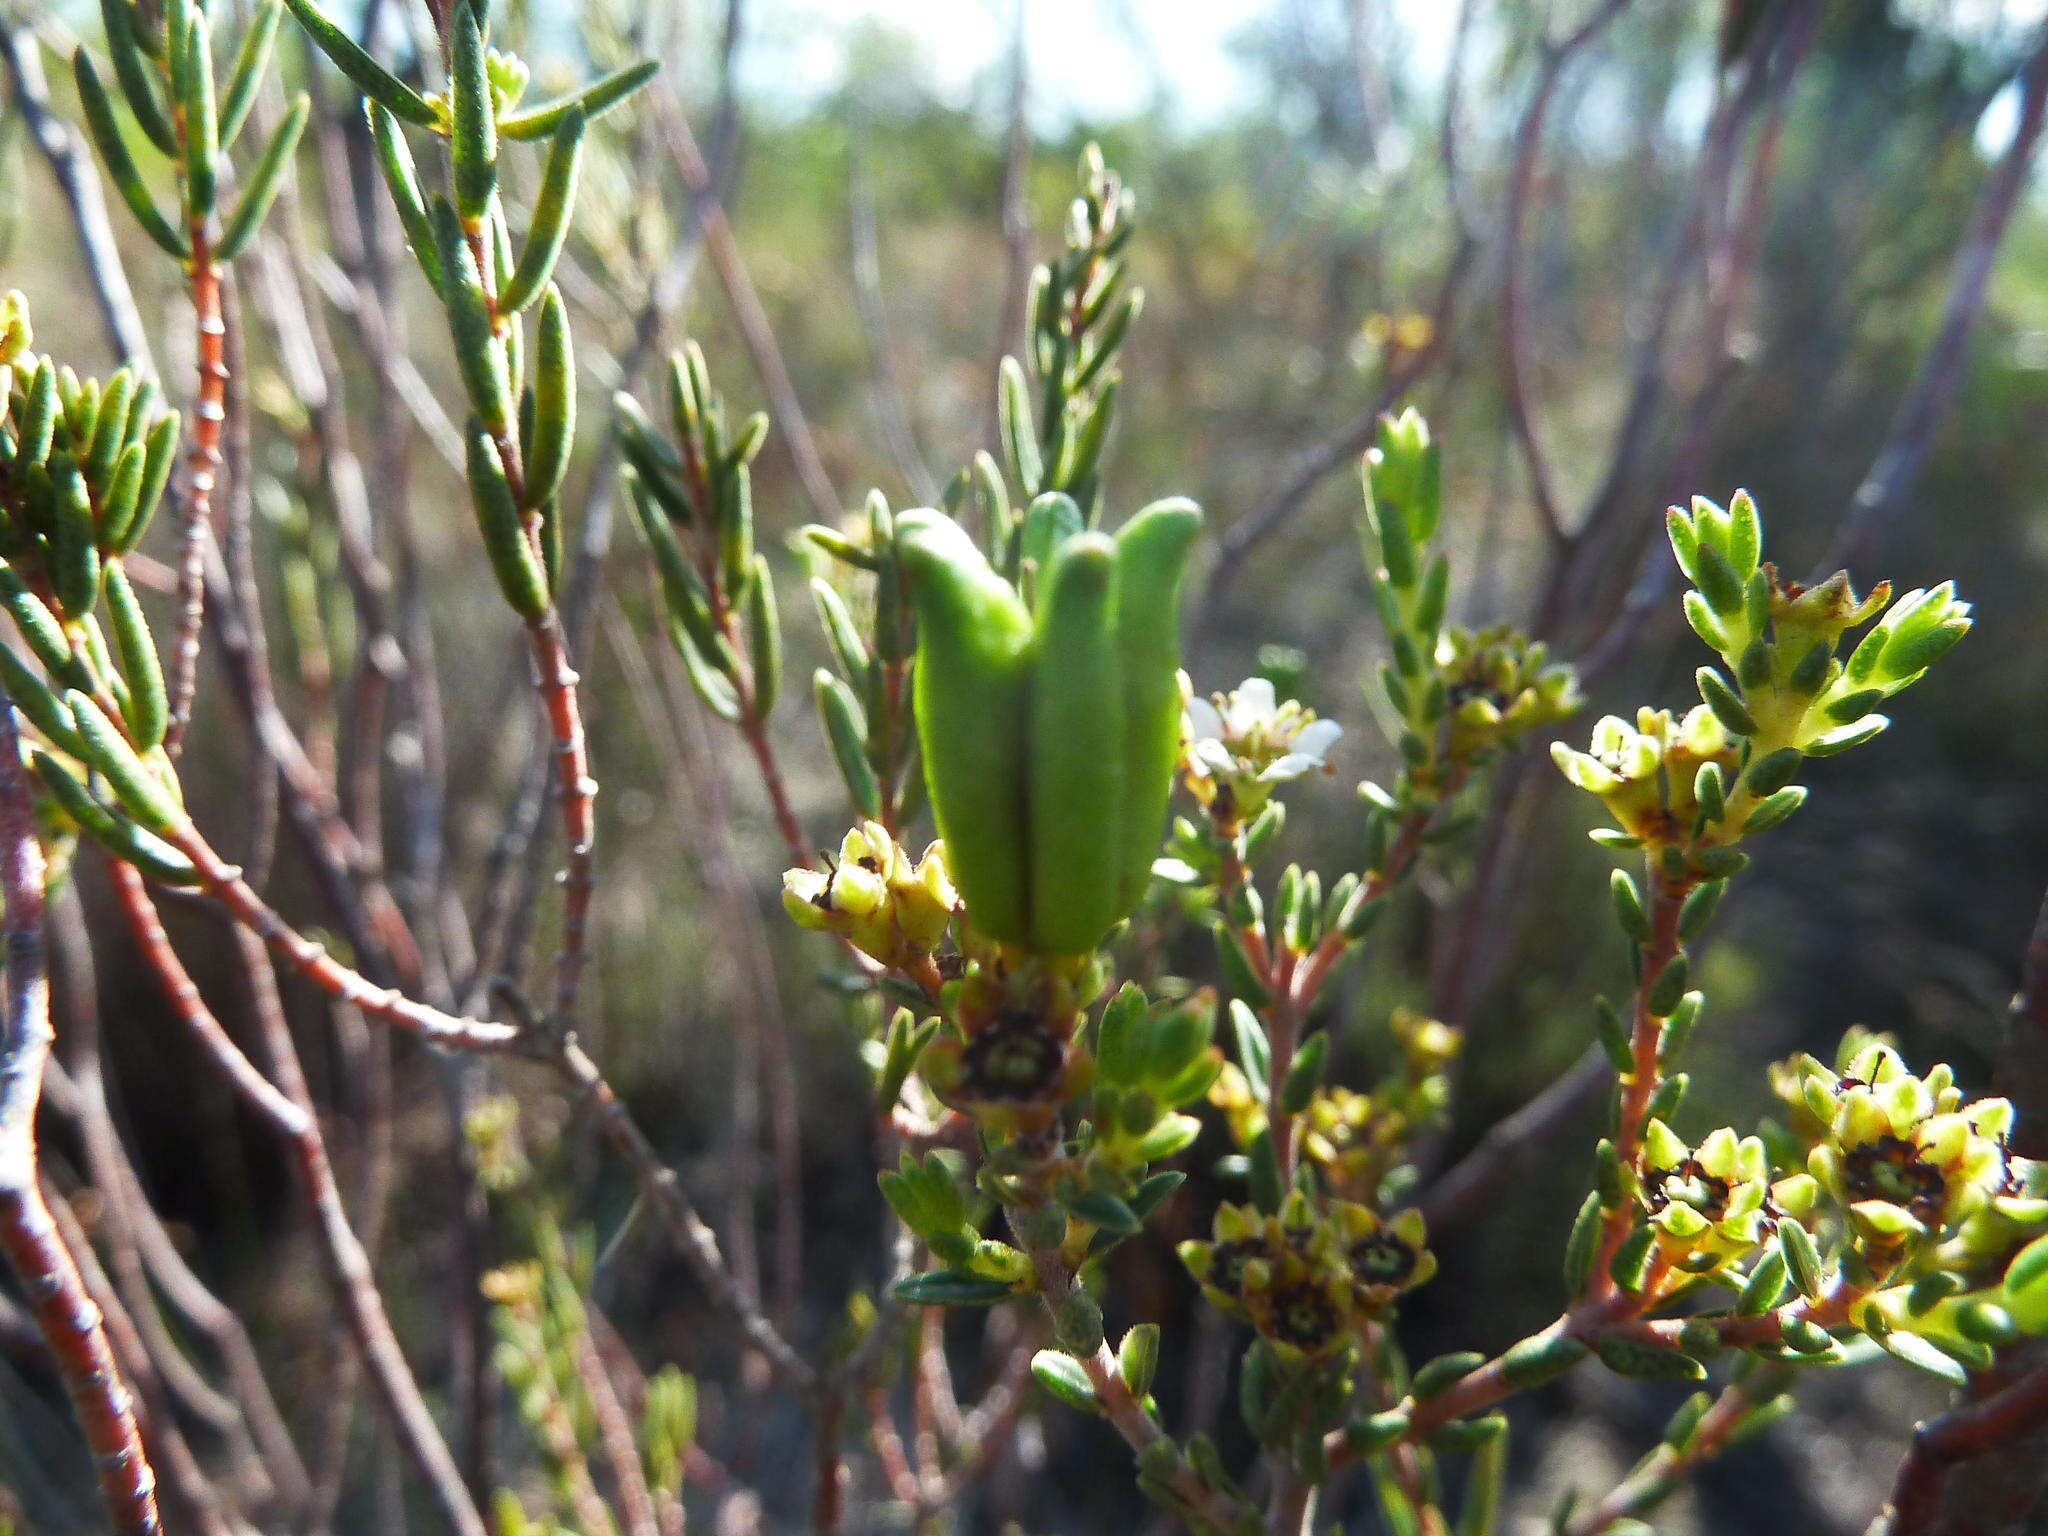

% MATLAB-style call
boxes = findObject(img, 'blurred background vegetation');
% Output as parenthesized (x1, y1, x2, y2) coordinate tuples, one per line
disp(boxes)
(5, 0, 2048, 1530)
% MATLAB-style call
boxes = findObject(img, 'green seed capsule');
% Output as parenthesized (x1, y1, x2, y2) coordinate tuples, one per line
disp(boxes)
(898, 508, 1034, 945)
(1110, 497, 1200, 910)
(1026, 532, 1123, 954)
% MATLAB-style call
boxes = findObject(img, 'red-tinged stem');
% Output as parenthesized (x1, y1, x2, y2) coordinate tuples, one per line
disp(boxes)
(109, 856, 489, 1536)
(1563, 1379, 1752, 1536)
(1588, 871, 1691, 1302)
(526, 608, 598, 1033)
(165, 238, 226, 758)
(0, 709, 161, 1534)
(1011, 1200, 1257, 1532)
(157, 811, 522, 1052)
(1885, 1356, 2048, 1535)
(742, 710, 811, 871)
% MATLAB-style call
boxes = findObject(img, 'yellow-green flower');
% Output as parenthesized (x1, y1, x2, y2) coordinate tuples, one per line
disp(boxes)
(1551, 705, 1737, 845)
(782, 822, 957, 968)
(1798, 1043, 2013, 1250)
(1177, 1196, 1434, 1361)
(1437, 625, 1581, 759)
(1638, 1120, 1777, 1271)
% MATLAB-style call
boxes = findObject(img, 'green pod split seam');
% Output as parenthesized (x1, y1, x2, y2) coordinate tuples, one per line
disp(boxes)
(1027, 532, 1123, 954)
(898, 508, 1035, 945)
(1110, 498, 1200, 908)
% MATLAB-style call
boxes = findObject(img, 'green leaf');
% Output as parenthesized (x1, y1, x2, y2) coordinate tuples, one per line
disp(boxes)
(279, 0, 438, 125)
(366, 102, 440, 288)
(525, 286, 576, 506)
(1594, 1337, 1705, 1382)
(448, 0, 496, 223)
(218, 0, 285, 148)
(1411, 1351, 1485, 1401)
(103, 564, 167, 750)
(998, 355, 1041, 496)
(97, 0, 178, 154)
(1498, 1331, 1588, 1390)
(465, 429, 548, 620)
(28, 750, 202, 884)
(499, 108, 586, 314)
(1117, 1324, 1160, 1399)
(1029, 1349, 1102, 1412)
(215, 93, 308, 262)
(743, 556, 780, 718)
(498, 58, 658, 138)
(1065, 1190, 1141, 1236)
(813, 670, 880, 819)
(1563, 1192, 1602, 1295)
(66, 691, 181, 833)
(176, 13, 219, 218)
(72, 51, 188, 258)
(1695, 666, 1757, 737)
(892, 1271, 1017, 1307)
(1779, 1221, 1824, 1301)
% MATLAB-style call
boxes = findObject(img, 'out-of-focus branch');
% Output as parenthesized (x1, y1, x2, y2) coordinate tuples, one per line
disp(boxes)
(1827, 18, 2048, 573)
(0, 16, 154, 370)
(1882, 1351, 2048, 1536)
(1499, 0, 1636, 550)
(109, 857, 489, 1536)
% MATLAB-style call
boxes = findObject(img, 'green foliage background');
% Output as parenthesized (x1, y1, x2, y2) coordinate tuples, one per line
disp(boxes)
(5, 0, 2048, 1529)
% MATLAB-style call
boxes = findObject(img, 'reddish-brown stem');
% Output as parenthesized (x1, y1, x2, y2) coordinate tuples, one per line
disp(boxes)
(526, 610, 599, 1031)
(1011, 1199, 1257, 1532)
(1885, 1356, 2048, 1535)
(109, 857, 490, 1536)
(0, 710, 161, 1534)
(165, 239, 227, 758)
(742, 709, 811, 870)
(1563, 1379, 1752, 1536)
(156, 809, 521, 1051)
(1587, 870, 1691, 1301)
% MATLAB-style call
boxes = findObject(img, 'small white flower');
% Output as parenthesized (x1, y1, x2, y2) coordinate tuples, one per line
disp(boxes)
(1183, 677, 1343, 819)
